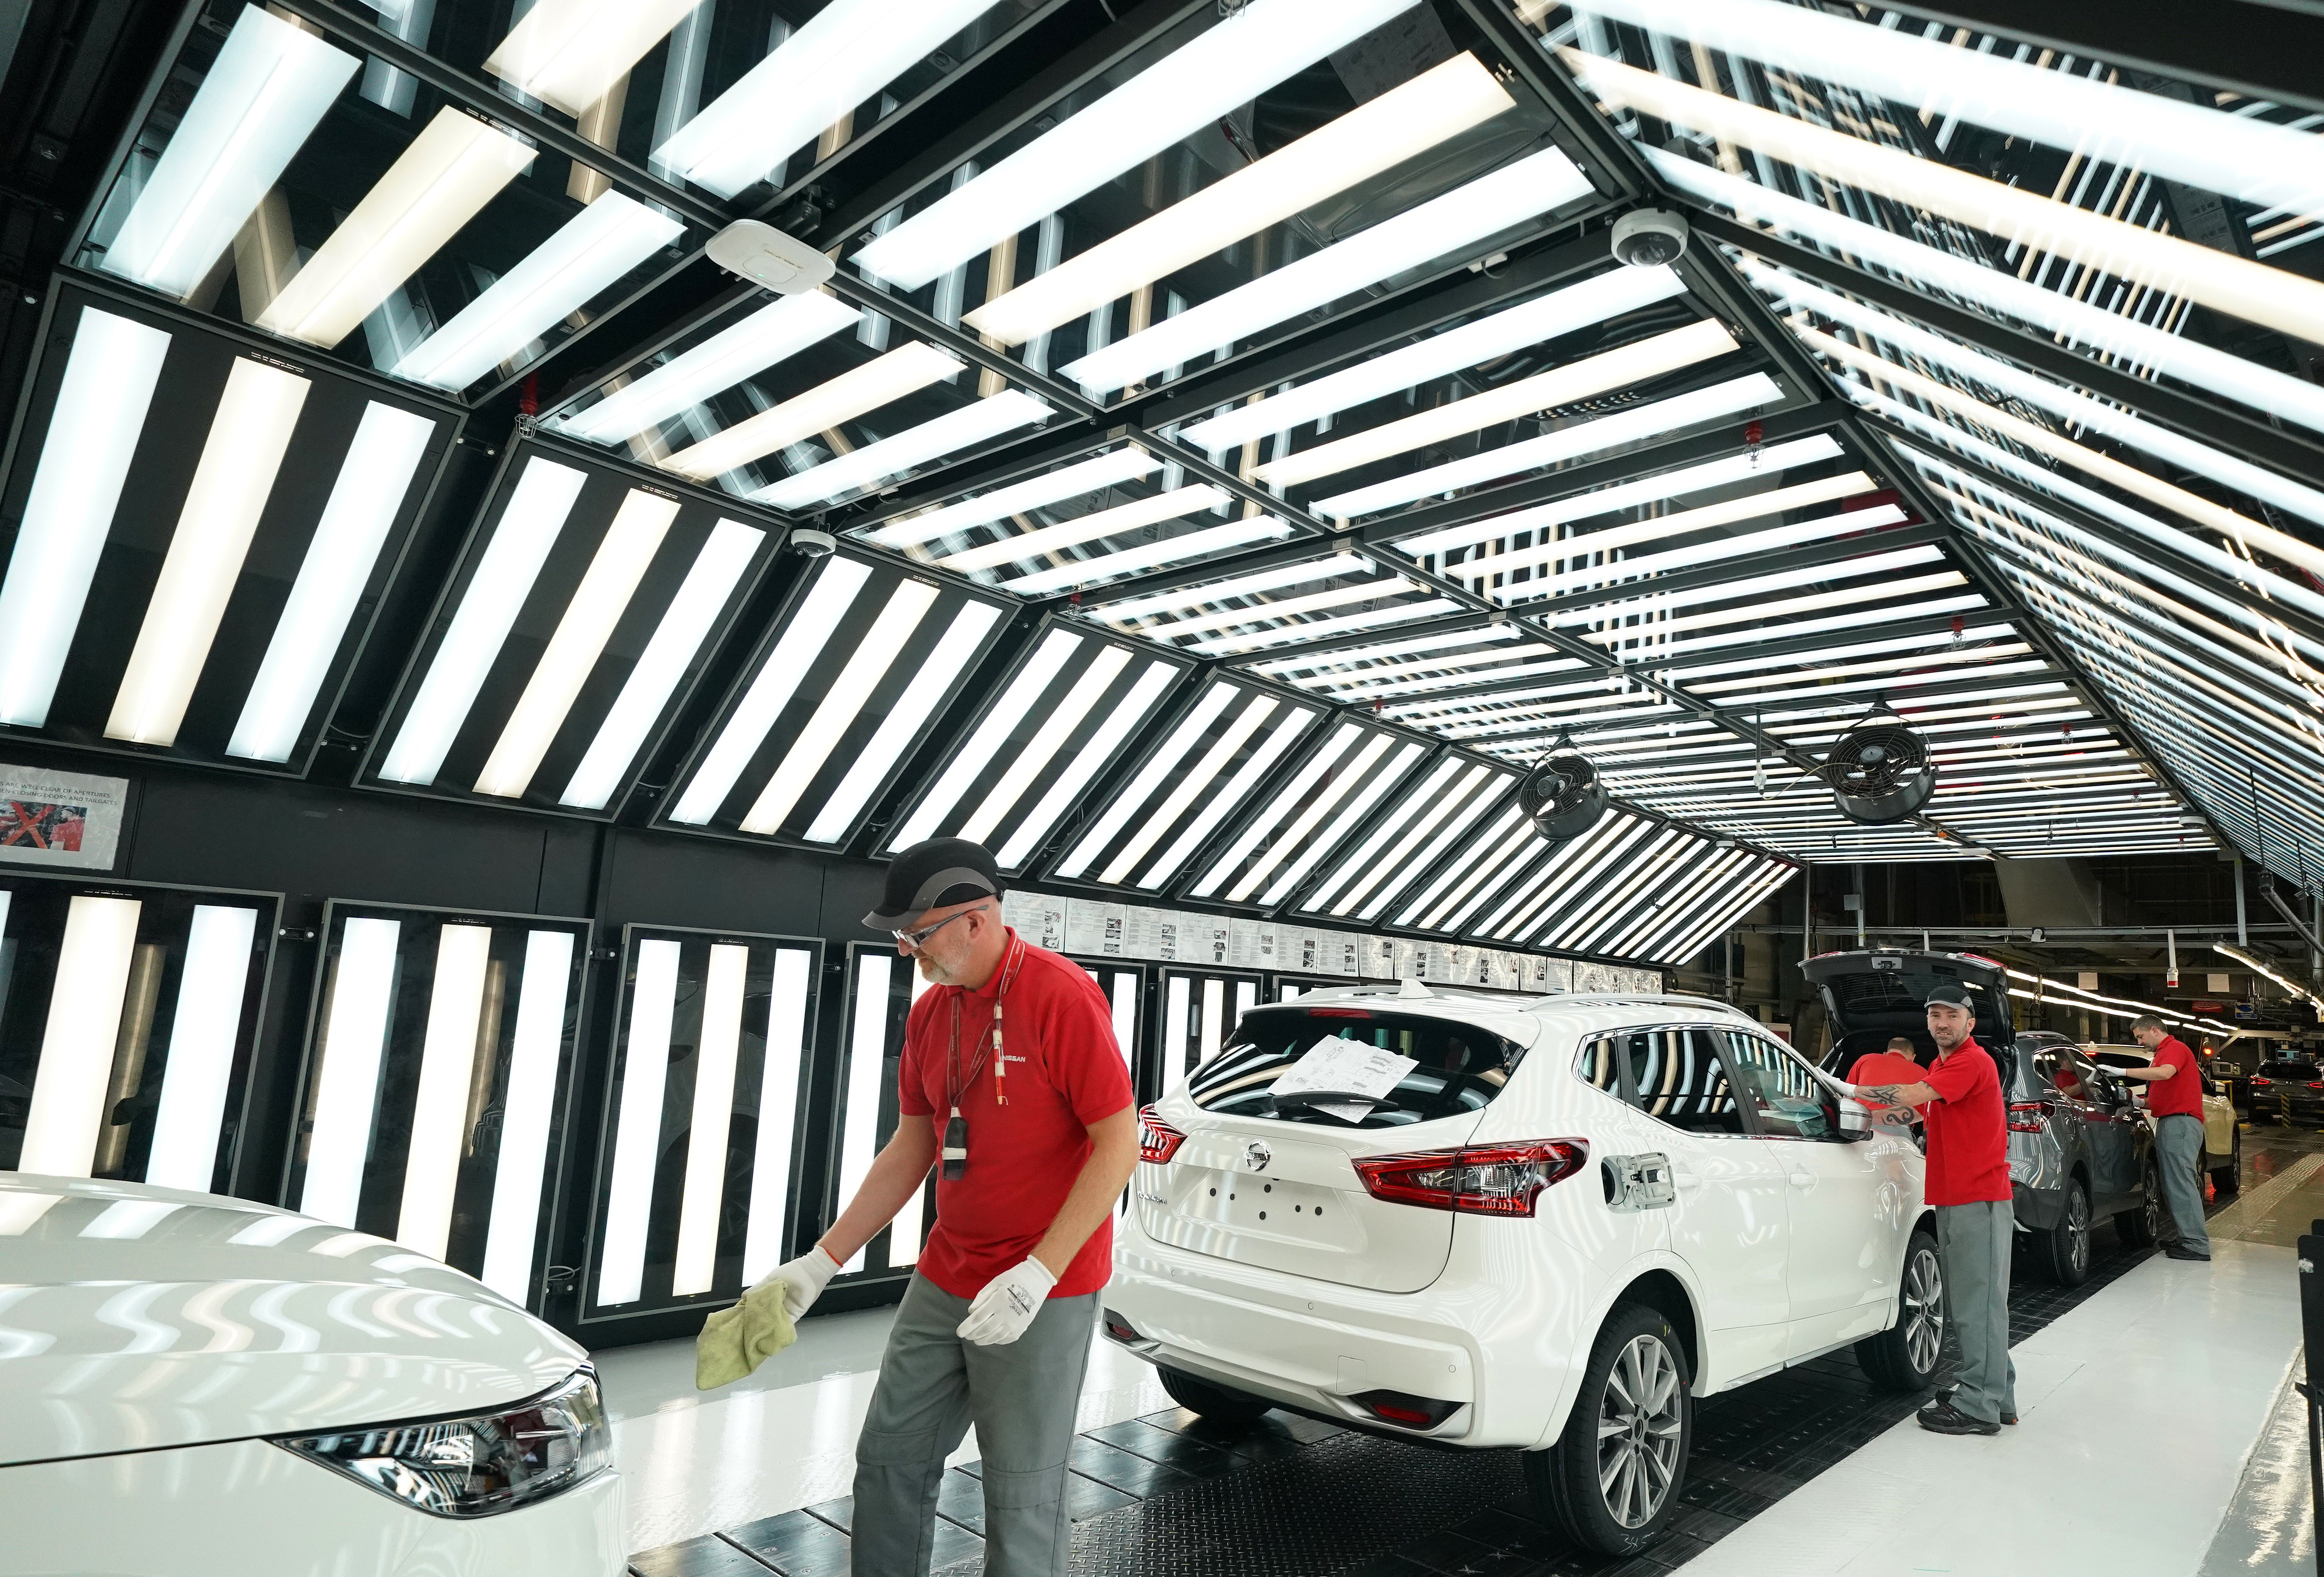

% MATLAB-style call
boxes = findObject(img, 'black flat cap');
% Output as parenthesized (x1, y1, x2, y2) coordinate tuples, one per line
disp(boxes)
(1924, 981, 1976, 1008)
(865, 838, 1003, 930)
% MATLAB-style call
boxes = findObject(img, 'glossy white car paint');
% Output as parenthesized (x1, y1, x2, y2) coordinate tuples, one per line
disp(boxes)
(1110, 989, 1927, 1452)
(0, 1172, 622, 1577)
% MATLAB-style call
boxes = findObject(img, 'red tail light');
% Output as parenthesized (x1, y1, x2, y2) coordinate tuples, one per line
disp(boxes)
(2251, 1077, 2273, 1087)
(2006, 1101, 2049, 1134)
(1351, 1389, 1462, 1429)
(1138, 1105, 1187, 1165)
(1303, 1008, 1374, 1018)
(2307, 1083, 2320, 1091)
(1352, 1140, 1589, 1217)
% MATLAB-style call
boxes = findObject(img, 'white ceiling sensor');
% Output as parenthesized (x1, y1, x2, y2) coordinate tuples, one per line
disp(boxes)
(966, 53, 1514, 346)
(257, 107, 536, 350)
(1061, 147, 1597, 395)
(706, 219, 838, 296)
(1180, 265, 1690, 453)
(99, 6, 356, 299)
(855, 0, 1423, 290)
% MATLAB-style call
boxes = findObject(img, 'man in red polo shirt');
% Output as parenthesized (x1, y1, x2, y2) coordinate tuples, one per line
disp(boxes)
(752, 838, 1137, 1576)
(1857, 982, 2017, 1435)
(2119, 1015, 2211, 1262)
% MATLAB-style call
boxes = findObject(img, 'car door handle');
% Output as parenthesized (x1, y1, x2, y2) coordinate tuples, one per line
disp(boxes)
(1788, 1168, 1817, 1190)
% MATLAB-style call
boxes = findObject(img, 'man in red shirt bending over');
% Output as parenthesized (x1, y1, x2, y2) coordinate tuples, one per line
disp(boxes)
(1856, 982, 2017, 1435)
(2118, 1015, 2211, 1262)
(755, 838, 1138, 1576)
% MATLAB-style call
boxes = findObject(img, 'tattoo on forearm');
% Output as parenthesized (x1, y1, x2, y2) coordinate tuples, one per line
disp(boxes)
(1862, 1084, 1904, 1106)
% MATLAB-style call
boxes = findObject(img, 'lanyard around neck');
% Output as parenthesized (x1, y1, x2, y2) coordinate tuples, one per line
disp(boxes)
(947, 933, 1027, 1111)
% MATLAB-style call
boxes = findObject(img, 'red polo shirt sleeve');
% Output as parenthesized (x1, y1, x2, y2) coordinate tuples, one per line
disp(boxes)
(2146, 1036, 2204, 1118)
(896, 936, 1135, 1300)
(1920, 1039, 2012, 1206)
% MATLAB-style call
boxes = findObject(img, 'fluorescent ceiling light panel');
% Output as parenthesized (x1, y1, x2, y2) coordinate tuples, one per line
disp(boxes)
(258, 107, 535, 349)
(1649, 151, 2324, 441)
(1564, 51, 2324, 349)
(475, 489, 679, 799)
(1305, 756, 1467, 909)
(670, 556, 871, 824)
(19, 896, 143, 1176)
(654, 0, 1000, 198)
(741, 578, 940, 834)
(1197, 725, 1370, 896)
(1000, 516, 1294, 596)
(662, 341, 964, 481)
(106, 357, 311, 747)
(957, 645, 1130, 843)
(0, 308, 169, 728)
(397, 923, 493, 1260)
(673, 941, 748, 1295)
(855, 0, 1420, 289)
(392, 192, 683, 390)
(560, 519, 764, 811)
(229, 402, 438, 763)
(992, 656, 1179, 869)
(1135, 701, 1313, 887)
(1582, 0, 2324, 222)
(483, 0, 703, 117)
(741, 947, 811, 1284)
(1759, 266, 2324, 533)
(1564, 568, 1967, 636)
(1192, 597, 1458, 655)
(1393, 434, 1844, 559)
(966, 53, 1514, 346)
(1085, 686, 1259, 882)
(756, 390, 1054, 509)
(1316, 372, 1783, 518)
(893, 628, 1081, 845)
(299, 916, 401, 1227)
(1261, 319, 1737, 488)
(1180, 265, 1690, 452)
(1064, 146, 1594, 395)
(143, 903, 260, 1191)
(1254, 622, 1524, 674)
(836, 953, 891, 1271)
(936, 485, 1228, 573)
(868, 448, 1162, 549)
(1452, 470, 1875, 583)
(1258, 739, 1425, 904)
(803, 597, 1003, 842)
(1094, 554, 1366, 622)
(379, 456, 588, 785)
(477, 927, 572, 1302)
(1140, 576, 1416, 640)
(1053, 681, 1237, 877)
(597, 936, 678, 1304)
(557, 293, 863, 447)
(99, 7, 356, 297)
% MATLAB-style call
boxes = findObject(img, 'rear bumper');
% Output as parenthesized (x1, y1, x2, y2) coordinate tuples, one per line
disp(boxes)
(1108, 1213, 1600, 1452)
(2010, 1180, 2061, 1232)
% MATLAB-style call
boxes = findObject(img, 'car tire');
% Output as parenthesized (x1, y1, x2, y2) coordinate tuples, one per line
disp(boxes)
(1856, 1227, 1946, 1389)
(2033, 1179, 2091, 1288)
(2116, 1164, 2162, 1248)
(1526, 1302, 1692, 1556)
(1157, 1366, 1274, 1423)
(2213, 1129, 2242, 1197)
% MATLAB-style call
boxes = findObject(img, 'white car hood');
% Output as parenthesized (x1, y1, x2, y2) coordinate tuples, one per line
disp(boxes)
(0, 1174, 587, 1467)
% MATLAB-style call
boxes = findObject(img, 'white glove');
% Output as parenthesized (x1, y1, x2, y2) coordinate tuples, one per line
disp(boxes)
(758, 1245, 841, 1323)
(956, 1257, 1057, 1346)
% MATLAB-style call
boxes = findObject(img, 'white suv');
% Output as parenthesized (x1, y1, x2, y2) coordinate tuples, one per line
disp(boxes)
(1107, 985, 1941, 1557)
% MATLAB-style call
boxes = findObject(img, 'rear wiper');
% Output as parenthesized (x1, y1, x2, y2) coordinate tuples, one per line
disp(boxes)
(1270, 1089, 1384, 1112)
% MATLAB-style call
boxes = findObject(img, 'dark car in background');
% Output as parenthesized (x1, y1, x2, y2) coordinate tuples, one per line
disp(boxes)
(1807, 949, 2159, 1289)
(2250, 1058, 2324, 1126)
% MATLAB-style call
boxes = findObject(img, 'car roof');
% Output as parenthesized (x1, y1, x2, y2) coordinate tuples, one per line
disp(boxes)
(1263, 984, 1755, 1026)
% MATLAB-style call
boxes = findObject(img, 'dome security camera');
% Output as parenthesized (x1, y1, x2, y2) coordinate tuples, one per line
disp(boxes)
(789, 528, 837, 557)
(1611, 208, 1690, 268)
(707, 219, 836, 295)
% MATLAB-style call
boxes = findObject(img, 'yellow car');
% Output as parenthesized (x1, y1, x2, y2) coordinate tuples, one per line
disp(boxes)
(2084, 1045, 2242, 1196)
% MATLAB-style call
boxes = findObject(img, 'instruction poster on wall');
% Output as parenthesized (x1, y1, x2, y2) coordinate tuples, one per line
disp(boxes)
(0, 762, 130, 872)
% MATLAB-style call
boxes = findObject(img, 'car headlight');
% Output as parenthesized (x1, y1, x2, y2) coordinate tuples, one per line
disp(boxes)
(271, 1368, 611, 1518)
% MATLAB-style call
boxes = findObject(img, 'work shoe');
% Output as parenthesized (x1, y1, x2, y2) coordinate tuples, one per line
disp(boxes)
(1917, 1402, 2001, 1436)
(2163, 1245, 2212, 1262)
(1931, 1389, 2015, 1425)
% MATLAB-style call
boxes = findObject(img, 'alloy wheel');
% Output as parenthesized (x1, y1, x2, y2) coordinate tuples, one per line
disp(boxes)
(1902, 1245, 1945, 1375)
(1596, 1334, 1684, 1528)
(2065, 1187, 2090, 1279)
(2143, 1170, 2162, 1241)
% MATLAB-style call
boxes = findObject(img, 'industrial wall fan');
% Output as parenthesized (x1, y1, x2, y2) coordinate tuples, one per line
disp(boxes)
(1519, 738, 1608, 840)
(1814, 704, 1935, 824)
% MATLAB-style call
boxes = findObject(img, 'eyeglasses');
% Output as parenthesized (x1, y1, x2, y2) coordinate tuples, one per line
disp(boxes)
(893, 907, 980, 951)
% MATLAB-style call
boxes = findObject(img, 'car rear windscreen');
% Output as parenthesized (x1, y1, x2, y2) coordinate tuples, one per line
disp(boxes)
(1188, 1006, 1529, 1129)
(2260, 1061, 2319, 1080)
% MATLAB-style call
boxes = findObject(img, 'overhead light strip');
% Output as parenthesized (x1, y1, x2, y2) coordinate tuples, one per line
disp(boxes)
(1445, 470, 1874, 584)
(993, 659, 1182, 870)
(478, 927, 575, 1303)
(597, 936, 678, 1304)
(999, 516, 1294, 597)
(664, 341, 964, 481)
(558, 293, 864, 447)
(1054, 682, 1238, 879)
(756, 390, 1054, 510)
(868, 448, 1162, 550)
(18, 896, 144, 1176)
(143, 904, 261, 1191)
(299, 916, 402, 1227)
(936, 485, 1229, 573)
(1092, 554, 1368, 623)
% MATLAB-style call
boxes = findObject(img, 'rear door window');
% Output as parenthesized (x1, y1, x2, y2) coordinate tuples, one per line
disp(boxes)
(1188, 1006, 1529, 1129)
(1722, 1031, 1835, 1139)
(1622, 1027, 1743, 1135)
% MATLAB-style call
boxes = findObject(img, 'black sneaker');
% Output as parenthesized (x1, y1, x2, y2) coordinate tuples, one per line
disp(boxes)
(2163, 1245, 2212, 1262)
(1917, 1402, 2001, 1436)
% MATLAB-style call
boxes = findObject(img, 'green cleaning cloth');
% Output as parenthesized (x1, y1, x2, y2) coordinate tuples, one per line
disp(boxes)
(695, 1279, 798, 1390)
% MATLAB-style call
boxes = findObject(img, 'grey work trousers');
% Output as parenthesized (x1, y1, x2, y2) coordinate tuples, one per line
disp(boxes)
(2156, 1113, 2213, 1257)
(851, 1273, 1098, 1577)
(1935, 1199, 2017, 1425)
